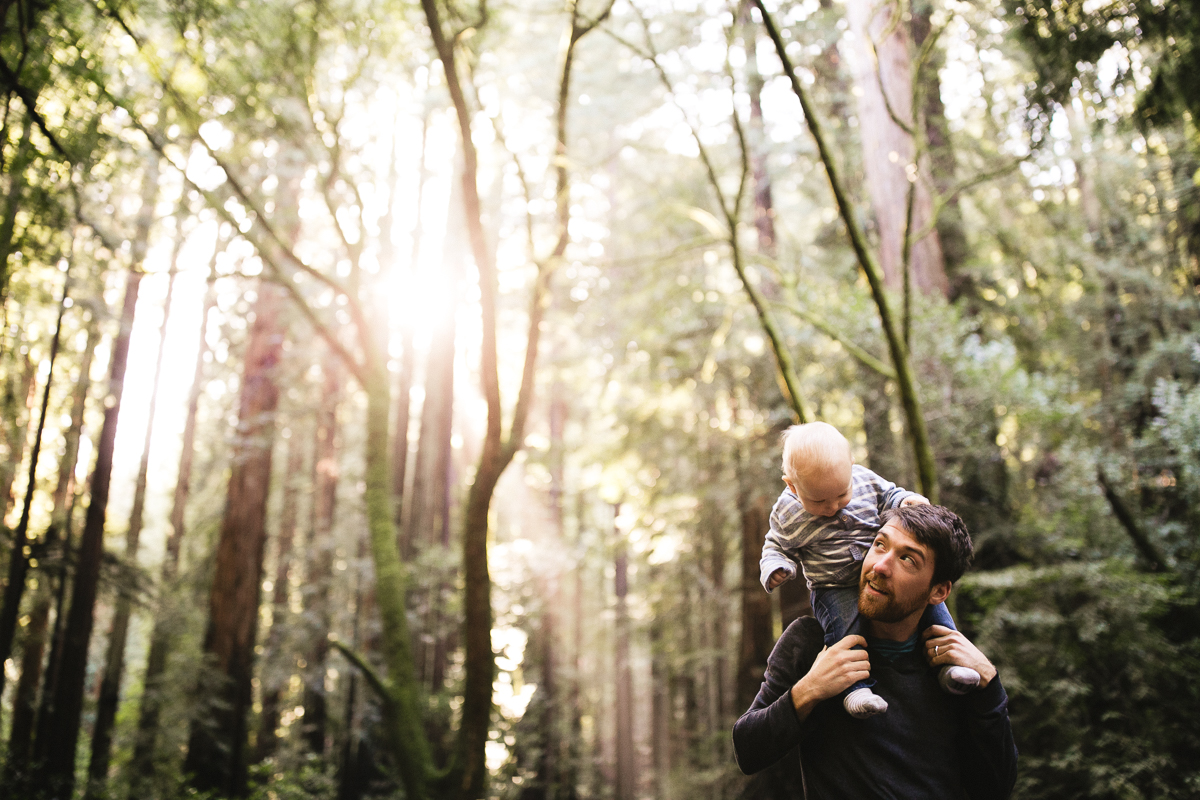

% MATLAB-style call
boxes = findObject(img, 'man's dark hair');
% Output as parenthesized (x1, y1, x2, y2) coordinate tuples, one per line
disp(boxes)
(880, 504, 973, 586)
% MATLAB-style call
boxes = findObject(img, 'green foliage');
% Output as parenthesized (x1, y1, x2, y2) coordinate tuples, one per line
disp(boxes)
(961, 563, 1200, 799)
(1001, 0, 1200, 130)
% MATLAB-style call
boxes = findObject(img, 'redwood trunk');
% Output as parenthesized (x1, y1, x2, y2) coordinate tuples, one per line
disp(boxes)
(1, 350, 36, 517)
(87, 233, 182, 798)
(736, 490, 774, 711)
(129, 254, 219, 792)
(302, 349, 342, 756)
(182, 279, 287, 796)
(34, 156, 158, 799)
(4, 316, 97, 779)
(845, 0, 947, 296)
(0, 268, 69, 718)
(613, 505, 636, 800)
(254, 426, 306, 762)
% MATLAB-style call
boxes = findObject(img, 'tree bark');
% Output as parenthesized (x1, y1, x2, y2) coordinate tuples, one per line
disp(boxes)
(752, 0, 940, 501)
(613, 504, 636, 800)
(302, 347, 342, 757)
(33, 154, 158, 800)
(128, 246, 220, 792)
(254, 424, 306, 763)
(845, 0, 947, 296)
(736, 487, 773, 711)
(391, 112, 428, 551)
(183, 275, 288, 796)
(183, 138, 307, 795)
(86, 217, 183, 799)
(406, 169, 459, 695)
(404, 160, 460, 566)
(4, 312, 97, 781)
(1, 349, 36, 519)
(0, 266, 69, 721)
(0, 113, 33, 303)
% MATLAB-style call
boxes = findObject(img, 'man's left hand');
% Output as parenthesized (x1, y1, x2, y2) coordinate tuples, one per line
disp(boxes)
(923, 625, 998, 689)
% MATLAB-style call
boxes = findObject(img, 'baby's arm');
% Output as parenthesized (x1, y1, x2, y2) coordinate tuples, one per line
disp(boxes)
(864, 467, 922, 510)
(759, 492, 804, 592)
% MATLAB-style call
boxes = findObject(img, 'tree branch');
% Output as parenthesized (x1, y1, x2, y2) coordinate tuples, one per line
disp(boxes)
(1096, 468, 1170, 574)
(331, 640, 392, 703)
(777, 300, 896, 379)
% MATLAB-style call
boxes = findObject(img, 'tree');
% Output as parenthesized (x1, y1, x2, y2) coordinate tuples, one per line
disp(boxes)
(34, 154, 159, 799)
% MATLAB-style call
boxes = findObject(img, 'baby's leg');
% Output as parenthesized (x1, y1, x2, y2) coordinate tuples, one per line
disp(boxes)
(811, 587, 887, 719)
(809, 586, 861, 647)
(918, 600, 956, 632)
(919, 602, 981, 694)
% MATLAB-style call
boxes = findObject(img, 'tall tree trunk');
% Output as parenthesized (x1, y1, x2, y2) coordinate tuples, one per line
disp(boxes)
(708, 493, 728, 726)
(845, 0, 947, 296)
(736, 484, 773, 712)
(34, 155, 159, 800)
(391, 111, 428, 551)
(649, 601, 669, 800)
(254, 425, 307, 763)
(336, 519, 373, 800)
(418, 0, 593, 791)
(183, 274, 288, 796)
(128, 247, 220, 793)
(183, 140, 307, 796)
(0, 266, 69, 719)
(86, 218, 183, 799)
(4, 312, 97, 781)
(0, 113, 33, 303)
(404, 161, 460, 566)
(1, 349, 36, 518)
(613, 504, 636, 800)
(753, 0, 940, 500)
(911, 2, 968, 290)
(302, 348, 342, 757)
(404, 164, 459, 706)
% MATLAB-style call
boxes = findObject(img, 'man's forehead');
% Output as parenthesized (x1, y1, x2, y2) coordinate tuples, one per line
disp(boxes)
(877, 520, 931, 556)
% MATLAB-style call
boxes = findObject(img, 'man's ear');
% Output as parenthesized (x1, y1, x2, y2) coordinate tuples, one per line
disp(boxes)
(927, 580, 951, 606)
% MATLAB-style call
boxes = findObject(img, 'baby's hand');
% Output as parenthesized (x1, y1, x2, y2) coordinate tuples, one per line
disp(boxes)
(767, 568, 791, 589)
(901, 494, 930, 507)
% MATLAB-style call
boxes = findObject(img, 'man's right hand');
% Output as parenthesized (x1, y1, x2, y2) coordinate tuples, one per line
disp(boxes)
(767, 568, 791, 589)
(789, 635, 870, 721)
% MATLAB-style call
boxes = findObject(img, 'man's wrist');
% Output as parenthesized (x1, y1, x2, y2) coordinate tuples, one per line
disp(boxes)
(789, 676, 823, 721)
(976, 661, 997, 689)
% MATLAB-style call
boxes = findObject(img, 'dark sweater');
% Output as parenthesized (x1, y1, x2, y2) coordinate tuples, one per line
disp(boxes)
(732, 617, 1017, 799)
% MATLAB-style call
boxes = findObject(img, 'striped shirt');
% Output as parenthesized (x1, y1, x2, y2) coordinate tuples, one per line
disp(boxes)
(759, 464, 915, 591)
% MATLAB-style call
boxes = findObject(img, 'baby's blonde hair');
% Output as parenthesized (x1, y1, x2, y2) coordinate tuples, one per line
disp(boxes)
(781, 422, 852, 484)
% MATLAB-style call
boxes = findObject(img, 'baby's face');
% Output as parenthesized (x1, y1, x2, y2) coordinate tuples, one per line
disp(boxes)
(786, 461, 853, 517)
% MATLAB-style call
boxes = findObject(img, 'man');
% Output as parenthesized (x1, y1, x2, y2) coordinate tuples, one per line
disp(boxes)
(732, 504, 1017, 799)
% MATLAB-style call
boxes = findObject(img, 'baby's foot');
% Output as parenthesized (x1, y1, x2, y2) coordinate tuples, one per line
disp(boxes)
(844, 687, 888, 719)
(938, 665, 981, 694)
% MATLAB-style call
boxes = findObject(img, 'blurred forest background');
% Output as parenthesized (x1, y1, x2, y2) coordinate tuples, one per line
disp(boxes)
(0, 0, 1197, 797)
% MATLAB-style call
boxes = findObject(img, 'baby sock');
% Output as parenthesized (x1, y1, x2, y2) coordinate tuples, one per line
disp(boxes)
(938, 665, 981, 694)
(844, 686, 888, 718)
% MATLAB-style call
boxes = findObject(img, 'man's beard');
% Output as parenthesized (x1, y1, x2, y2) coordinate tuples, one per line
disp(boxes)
(857, 570, 928, 623)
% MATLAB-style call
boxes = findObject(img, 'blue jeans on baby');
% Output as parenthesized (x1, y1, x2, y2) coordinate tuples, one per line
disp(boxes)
(810, 585, 956, 692)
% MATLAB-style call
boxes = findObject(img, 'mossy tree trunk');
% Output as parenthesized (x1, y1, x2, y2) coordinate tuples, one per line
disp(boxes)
(752, 0, 939, 500)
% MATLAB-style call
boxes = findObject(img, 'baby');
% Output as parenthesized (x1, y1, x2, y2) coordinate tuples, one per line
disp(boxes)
(760, 422, 980, 718)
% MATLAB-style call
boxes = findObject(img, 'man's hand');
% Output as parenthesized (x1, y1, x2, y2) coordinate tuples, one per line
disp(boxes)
(901, 494, 930, 507)
(789, 635, 870, 721)
(923, 625, 998, 688)
(767, 568, 791, 590)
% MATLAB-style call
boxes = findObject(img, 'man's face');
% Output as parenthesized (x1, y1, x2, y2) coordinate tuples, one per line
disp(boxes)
(857, 519, 942, 623)
(786, 461, 853, 518)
